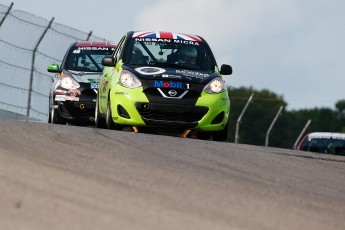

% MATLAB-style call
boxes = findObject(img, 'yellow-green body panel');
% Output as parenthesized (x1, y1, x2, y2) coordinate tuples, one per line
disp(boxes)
(194, 90, 230, 131)
(109, 85, 148, 126)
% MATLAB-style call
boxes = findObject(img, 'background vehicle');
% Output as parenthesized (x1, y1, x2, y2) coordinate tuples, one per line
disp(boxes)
(96, 31, 232, 141)
(296, 132, 345, 156)
(47, 41, 116, 125)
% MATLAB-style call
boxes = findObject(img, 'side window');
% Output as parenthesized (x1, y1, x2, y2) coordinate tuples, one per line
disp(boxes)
(113, 35, 126, 62)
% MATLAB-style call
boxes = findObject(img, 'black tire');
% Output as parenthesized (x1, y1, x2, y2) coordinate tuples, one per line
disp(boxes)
(95, 98, 106, 128)
(197, 131, 212, 140)
(105, 100, 120, 130)
(211, 122, 229, 142)
(48, 96, 52, 123)
(48, 107, 52, 123)
(50, 105, 65, 125)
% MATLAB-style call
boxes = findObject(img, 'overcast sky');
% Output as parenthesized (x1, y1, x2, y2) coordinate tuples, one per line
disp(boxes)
(1, 0, 345, 110)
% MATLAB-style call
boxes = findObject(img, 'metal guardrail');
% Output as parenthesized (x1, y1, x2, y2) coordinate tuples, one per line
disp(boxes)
(0, 2, 109, 121)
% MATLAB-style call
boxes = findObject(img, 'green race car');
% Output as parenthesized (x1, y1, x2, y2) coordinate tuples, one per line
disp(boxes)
(96, 31, 232, 141)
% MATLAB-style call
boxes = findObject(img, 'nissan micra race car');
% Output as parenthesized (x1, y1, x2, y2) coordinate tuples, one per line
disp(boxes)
(47, 41, 116, 125)
(96, 31, 232, 141)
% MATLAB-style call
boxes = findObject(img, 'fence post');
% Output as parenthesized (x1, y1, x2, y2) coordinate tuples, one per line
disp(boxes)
(86, 31, 92, 41)
(265, 105, 283, 147)
(0, 2, 14, 28)
(26, 17, 54, 117)
(293, 119, 312, 149)
(235, 93, 254, 143)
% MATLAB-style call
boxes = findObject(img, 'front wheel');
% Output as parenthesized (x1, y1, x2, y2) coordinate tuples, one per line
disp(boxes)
(211, 122, 229, 142)
(197, 131, 212, 140)
(50, 105, 65, 125)
(106, 100, 120, 130)
(95, 99, 106, 128)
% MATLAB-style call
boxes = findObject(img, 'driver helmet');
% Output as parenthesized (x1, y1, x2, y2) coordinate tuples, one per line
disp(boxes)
(178, 46, 197, 64)
(131, 46, 144, 64)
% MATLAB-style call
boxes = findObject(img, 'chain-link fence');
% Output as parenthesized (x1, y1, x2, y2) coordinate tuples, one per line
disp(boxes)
(0, 3, 111, 121)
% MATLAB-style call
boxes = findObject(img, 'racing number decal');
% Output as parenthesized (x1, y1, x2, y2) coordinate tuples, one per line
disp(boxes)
(100, 80, 108, 94)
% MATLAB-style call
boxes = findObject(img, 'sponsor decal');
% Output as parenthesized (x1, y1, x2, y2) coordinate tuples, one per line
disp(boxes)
(176, 70, 210, 79)
(68, 89, 81, 97)
(115, 92, 128, 95)
(100, 81, 108, 93)
(135, 67, 166, 75)
(173, 40, 200, 45)
(162, 74, 182, 79)
(154, 80, 183, 89)
(91, 82, 99, 89)
(54, 89, 67, 95)
(132, 31, 202, 42)
(135, 38, 171, 43)
(76, 47, 115, 51)
(134, 38, 199, 46)
(55, 95, 66, 101)
(66, 96, 80, 101)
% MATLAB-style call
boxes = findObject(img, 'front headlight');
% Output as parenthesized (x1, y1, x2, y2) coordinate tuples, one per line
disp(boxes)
(203, 77, 225, 94)
(119, 70, 142, 88)
(60, 76, 80, 90)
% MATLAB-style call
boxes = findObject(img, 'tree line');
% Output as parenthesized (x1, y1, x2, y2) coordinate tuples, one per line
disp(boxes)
(226, 86, 345, 149)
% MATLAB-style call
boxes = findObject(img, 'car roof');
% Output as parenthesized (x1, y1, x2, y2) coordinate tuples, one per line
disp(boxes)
(306, 132, 345, 140)
(129, 31, 205, 43)
(74, 41, 116, 48)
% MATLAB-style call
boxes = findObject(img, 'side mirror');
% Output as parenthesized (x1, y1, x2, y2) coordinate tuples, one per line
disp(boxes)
(102, 56, 116, 66)
(220, 64, 232, 75)
(47, 64, 60, 73)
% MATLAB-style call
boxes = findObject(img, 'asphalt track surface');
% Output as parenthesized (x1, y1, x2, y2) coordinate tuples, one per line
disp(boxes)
(1, 119, 345, 230)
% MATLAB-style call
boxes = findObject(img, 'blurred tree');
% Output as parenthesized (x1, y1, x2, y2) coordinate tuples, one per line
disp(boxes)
(335, 99, 345, 132)
(227, 86, 286, 146)
(335, 100, 345, 114)
(226, 87, 345, 149)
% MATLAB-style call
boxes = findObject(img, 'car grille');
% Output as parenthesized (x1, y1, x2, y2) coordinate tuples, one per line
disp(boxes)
(136, 103, 208, 123)
(81, 88, 97, 97)
(73, 102, 95, 117)
(74, 107, 94, 116)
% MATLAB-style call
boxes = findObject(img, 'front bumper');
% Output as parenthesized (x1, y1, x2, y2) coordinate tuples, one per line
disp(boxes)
(109, 86, 230, 131)
(55, 100, 96, 123)
(53, 85, 97, 124)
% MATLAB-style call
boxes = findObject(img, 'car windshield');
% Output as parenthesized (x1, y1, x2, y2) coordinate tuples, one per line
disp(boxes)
(299, 137, 345, 155)
(124, 38, 215, 70)
(64, 47, 114, 72)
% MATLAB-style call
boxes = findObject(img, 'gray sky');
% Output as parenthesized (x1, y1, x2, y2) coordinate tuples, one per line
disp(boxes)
(2, 0, 345, 110)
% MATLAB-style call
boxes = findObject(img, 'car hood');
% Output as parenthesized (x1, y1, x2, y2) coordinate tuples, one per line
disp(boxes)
(66, 70, 103, 83)
(123, 65, 220, 84)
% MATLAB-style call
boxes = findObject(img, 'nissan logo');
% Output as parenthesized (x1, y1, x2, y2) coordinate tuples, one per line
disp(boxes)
(168, 90, 178, 97)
